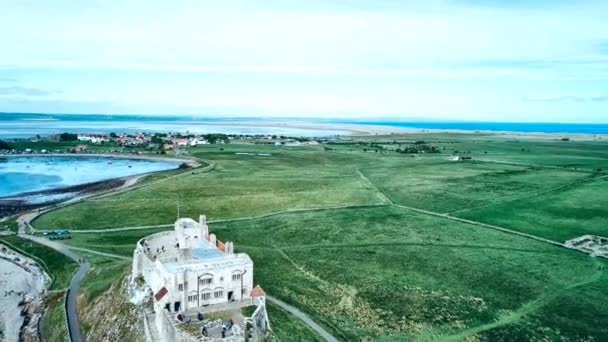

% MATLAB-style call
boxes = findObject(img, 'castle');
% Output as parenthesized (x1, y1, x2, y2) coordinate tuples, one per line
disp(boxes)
(132, 214, 269, 341)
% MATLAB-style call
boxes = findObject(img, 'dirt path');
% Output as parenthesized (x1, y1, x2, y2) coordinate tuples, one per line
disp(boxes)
(439, 260, 605, 341)
(266, 296, 339, 342)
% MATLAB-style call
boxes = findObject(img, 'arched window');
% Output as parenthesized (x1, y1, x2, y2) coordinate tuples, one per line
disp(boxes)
(199, 273, 213, 285)
(187, 291, 199, 303)
(213, 287, 225, 299)
(201, 291, 212, 301)
(232, 270, 243, 281)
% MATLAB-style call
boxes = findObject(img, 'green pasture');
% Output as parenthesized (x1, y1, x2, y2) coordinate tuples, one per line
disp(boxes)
(18, 134, 608, 340)
(456, 176, 608, 242)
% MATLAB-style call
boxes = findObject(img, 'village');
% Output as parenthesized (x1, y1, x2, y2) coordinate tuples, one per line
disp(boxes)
(0, 131, 326, 156)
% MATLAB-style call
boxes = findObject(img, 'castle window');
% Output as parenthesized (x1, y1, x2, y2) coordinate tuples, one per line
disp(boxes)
(187, 294, 198, 303)
(214, 290, 224, 299)
(201, 292, 211, 301)
(178, 283, 184, 291)
(232, 274, 241, 281)
(199, 277, 212, 285)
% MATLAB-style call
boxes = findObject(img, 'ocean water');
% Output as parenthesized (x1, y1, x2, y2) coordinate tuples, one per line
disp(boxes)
(0, 156, 179, 198)
(0, 113, 347, 138)
(1, 113, 606, 138)
(332, 120, 608, 134)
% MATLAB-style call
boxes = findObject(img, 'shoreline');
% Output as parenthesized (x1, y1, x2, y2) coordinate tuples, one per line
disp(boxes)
(164, 120, 608, 140)
(0, 153, 199, 167)
(0, 243, 49, 342)
(0, 154, 200, 218)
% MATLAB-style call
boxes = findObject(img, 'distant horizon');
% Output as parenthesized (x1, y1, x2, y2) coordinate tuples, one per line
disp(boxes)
(2, 112, 608, 137)
(1, 112, 607, 125)
(2, 1, 607, 123)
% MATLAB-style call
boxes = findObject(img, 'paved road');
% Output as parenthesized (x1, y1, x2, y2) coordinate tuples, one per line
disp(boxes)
(267, 296, 339, 342)
(19, 213, 89, 342)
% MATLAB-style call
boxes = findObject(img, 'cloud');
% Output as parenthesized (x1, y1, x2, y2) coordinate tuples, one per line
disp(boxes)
(0, 86, 59, 96)
(524, 95, 608, 102)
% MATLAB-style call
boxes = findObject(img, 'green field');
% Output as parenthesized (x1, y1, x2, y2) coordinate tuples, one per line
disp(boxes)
(455, 176, 608, 242)
(23, 134, 608, 340)
(267, 302, 324, 341)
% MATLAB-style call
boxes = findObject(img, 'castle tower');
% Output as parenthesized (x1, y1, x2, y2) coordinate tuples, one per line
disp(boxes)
(175, 218, 193, 258)
(199, 214, 209, 240)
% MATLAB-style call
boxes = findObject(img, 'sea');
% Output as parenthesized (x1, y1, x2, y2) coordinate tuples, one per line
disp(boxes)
(0, 113, 607, 138)
(0, 156, 179, 198)
(0, 113, 347, 139)
(330, 119, 608, 134)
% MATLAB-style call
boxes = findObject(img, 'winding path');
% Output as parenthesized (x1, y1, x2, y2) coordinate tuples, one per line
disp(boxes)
(17, 218, 88, 342)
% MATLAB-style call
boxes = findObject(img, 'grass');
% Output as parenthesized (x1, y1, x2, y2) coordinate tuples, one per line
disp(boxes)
(33, 145, 387, 230)
(241, 305, 258, 317)
(1, 217, 19, 232)
(210, 206, 607, 340)
(20, 135, 608, 340)
(362, 161, 591, 213)
(456, 176, 608, 242)
(79, 255, 131, 302)
(41, 292, 69, 342)
(267, 302, 324, 342)
(0, 235, 77, 290)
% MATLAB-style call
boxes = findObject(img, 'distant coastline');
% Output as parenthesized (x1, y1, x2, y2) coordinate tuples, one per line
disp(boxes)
(1, 113, 607, 137)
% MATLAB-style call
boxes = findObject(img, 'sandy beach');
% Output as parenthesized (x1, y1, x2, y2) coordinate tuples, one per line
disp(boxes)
(195, 120, 608, 140)
(0, 244, 49, 342)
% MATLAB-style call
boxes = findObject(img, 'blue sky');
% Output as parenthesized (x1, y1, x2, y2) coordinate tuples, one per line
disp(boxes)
(0, 0, 607, 122)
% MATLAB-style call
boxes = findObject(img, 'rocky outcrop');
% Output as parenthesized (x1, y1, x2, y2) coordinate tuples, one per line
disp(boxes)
(79, 272, 145, 342)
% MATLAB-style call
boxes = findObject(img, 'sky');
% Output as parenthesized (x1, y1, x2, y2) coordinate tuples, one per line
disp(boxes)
(0, 0, 607, 122)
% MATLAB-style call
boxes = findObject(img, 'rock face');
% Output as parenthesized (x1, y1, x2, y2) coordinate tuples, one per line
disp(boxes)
(80, 272, 145, 342)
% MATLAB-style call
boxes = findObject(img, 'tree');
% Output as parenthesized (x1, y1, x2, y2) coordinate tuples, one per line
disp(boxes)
(59, 132, 78, 141)
(0, 140, 11, 150)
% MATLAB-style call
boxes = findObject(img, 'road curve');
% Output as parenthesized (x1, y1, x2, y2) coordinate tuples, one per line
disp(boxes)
(267, 295, 339, 342)
(17, 216, 88, 342)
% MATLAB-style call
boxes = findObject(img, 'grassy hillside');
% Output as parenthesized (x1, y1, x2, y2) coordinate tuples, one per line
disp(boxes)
(24, 133, 608, 340)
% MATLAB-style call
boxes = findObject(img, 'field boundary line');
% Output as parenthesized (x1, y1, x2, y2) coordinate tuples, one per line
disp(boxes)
(355, 168, 566, 247)
(393, 203, 564, 247)
(474, 158, 597, 173)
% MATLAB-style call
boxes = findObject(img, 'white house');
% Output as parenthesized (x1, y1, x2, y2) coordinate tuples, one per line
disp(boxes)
(132, 215, 254, 313)
(132, 214, 272, 341)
